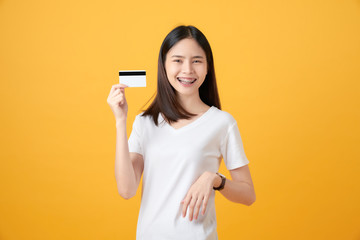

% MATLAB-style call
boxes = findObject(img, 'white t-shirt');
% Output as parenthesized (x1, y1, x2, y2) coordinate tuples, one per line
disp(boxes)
(128, 106, 249, 240)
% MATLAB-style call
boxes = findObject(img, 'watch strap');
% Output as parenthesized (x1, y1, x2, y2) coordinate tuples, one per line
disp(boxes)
(213, 173, 226, 191)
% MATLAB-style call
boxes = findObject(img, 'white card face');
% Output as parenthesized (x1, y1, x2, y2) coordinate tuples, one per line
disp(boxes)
(119, 70, 146, 87)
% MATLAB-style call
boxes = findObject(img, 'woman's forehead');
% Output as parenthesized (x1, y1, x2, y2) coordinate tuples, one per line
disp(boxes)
(167, 38, 206, 57)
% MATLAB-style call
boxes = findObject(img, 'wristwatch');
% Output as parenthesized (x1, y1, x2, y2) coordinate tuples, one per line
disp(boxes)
(213, 173, 226, 191)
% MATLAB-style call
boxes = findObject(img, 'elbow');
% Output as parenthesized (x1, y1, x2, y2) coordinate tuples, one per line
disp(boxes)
(115, 174, 137, 200)
(118, 186, 136, 200)
(245, 192, 256, 206)
(121, 195, 134, 200)
(232, 193, 256, 206)
(117, 188, 136, 200)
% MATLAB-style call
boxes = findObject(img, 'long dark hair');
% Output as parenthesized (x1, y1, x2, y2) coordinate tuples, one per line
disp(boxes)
(142, 25, 221, 126)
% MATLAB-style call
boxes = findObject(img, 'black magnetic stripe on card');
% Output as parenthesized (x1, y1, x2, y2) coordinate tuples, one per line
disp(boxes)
(119, 71, 146, 76)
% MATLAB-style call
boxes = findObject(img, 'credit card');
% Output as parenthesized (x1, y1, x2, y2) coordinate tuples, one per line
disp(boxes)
(119, 70, 146, 87)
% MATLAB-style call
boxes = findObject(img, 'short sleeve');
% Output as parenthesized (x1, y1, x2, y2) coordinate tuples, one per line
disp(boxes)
(220, 122, 249, 170)
(128, 115, 143, 155)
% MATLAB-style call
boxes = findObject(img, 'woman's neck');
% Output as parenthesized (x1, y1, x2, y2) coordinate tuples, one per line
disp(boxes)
(177, 93, 209, 114)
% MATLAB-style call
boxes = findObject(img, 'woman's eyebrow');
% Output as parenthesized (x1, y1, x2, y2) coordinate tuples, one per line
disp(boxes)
(171, 55, 204, 58)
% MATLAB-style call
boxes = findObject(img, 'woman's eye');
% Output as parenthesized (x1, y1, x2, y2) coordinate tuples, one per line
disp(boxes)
(193, 60, 202, 63)
(173, 59, 181, 63)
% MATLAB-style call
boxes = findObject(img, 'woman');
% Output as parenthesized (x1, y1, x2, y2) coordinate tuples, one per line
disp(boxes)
(107, 25, 256, 240)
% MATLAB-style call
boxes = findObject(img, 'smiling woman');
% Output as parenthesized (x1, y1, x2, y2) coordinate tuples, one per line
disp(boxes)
(107, 25, 255, 240)
(165, 38, 208, 95)
(143, 25, 221, 126)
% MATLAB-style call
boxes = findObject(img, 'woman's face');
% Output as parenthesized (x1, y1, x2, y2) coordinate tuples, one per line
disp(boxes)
(164, 38, 207, 98)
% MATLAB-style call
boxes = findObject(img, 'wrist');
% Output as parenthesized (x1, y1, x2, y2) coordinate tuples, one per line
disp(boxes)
(213, 173, 226, 191)
(212, 172, 222, 189)
(115, 118, 126, 128)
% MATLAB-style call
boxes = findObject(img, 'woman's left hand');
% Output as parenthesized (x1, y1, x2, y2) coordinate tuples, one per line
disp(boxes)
(181, 171, 218, 221)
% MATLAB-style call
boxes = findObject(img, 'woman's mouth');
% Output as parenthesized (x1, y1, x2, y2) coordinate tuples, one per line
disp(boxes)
(177, 77, 197, 86)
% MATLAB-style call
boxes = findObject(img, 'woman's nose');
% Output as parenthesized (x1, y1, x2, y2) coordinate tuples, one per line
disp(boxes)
(181, 61, 194, 74)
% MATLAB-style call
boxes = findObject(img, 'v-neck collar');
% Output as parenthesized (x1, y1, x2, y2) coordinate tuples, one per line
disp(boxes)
(158, 106, 216, 133)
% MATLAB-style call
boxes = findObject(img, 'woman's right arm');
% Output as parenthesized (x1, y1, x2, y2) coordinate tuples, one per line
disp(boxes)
(107, 84, 144, 199)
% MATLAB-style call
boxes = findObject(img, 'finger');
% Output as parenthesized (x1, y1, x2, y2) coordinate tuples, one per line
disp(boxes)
(112, 89, 121, 97)
(110, 84, 128, 94)
(110, 87, 121, 97)
(119, 88, 126, 95)
(193, 196, 203, 220)
(112, 95, 125, 104)
(119, 87, 128, 97)
(115, 83, 129, 88)
(112, 92, 124, 102)
(202, 195, 209, 215)
(182, 197, 191, 218)
(188, 197, 197, 221)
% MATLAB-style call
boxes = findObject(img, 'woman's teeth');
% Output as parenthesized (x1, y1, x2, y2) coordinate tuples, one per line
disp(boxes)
(177, 78, 196, 84)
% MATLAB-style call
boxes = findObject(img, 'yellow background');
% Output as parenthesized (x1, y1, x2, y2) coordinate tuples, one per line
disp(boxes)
(1, 0, 359, 239)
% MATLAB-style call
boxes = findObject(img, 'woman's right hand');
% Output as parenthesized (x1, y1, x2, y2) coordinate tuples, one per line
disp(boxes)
(107, 84, 129, 122)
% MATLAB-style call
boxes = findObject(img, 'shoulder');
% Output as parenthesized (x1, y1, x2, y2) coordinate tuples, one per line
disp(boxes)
(133, 111, 156, 126)
(211, 107, 237, 126)
(135, 111, 145, 120)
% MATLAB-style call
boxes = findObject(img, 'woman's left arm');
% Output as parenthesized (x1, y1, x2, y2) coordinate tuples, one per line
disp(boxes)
(181, 165, 255, 221)
(217, 165, 256, 206)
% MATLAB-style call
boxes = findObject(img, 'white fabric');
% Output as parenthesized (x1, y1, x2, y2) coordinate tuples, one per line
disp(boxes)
(128, 106, 249, 240)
